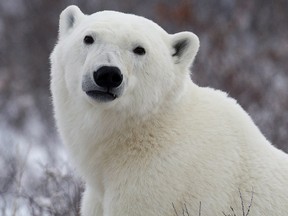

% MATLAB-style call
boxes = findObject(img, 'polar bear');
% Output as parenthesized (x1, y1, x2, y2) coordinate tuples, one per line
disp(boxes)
(50, 5, 288, 216)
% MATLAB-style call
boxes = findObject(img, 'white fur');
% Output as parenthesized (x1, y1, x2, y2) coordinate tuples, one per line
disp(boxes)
(50, 5, 288, 216)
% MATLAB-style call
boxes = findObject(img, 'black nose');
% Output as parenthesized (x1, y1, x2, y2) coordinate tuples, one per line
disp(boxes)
(93, 66, 123, 88)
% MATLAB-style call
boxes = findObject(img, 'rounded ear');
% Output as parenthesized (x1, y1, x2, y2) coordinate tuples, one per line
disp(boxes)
(59, 5, 84, 39)
(170, 31, 200, 68)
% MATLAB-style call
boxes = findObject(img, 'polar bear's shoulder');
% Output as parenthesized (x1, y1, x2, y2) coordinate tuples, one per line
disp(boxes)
(188, 84, 240, 113)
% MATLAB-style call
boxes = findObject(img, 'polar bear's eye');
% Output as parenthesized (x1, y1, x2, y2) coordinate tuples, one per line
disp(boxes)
(133, 46, 146, 55)
(83, 35, 94, 45)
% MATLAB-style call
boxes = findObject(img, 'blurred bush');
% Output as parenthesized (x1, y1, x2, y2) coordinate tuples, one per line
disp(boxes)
(0, 0, 287, 215)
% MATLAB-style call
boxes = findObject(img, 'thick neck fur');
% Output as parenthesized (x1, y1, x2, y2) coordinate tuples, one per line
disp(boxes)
(56, 82, 193, 182)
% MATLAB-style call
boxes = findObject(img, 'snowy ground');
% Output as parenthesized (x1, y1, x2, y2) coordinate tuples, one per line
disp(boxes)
(0, 0, 287, 215)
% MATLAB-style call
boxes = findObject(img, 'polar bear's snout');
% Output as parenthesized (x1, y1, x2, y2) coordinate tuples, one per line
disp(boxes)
(93, 66, 123, 89)
(82, 66, 124, 102)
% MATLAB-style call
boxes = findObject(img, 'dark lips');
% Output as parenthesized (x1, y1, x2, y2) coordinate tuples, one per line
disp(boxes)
(86, 90, 117, 102)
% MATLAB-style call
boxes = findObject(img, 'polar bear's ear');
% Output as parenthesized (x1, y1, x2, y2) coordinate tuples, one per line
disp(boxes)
(59, 5, 84, 39)
(171, 32, 199, 68)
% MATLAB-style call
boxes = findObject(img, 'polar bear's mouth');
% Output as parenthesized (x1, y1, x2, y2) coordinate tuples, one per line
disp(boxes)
(86, 90, 117, 102)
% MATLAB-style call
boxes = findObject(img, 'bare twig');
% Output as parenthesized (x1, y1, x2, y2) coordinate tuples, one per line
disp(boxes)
(172, 201, 201, 216)
(245, 189, 254, 216)
(238, 189, 245, 216)
(230, 206, 236, 216)
(172, 203, 179, 216)
(183, 203, 190, 216)
(223, 188, 254, 216)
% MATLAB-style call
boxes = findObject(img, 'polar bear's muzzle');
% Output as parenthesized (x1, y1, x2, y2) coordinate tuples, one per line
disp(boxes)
(82, 66, 124, 102)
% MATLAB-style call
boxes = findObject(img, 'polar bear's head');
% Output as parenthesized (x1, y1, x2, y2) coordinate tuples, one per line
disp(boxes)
(51, 6, 199, 118)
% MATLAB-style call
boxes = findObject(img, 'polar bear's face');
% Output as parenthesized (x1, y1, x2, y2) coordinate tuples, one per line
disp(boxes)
(51, 6, 199, 117)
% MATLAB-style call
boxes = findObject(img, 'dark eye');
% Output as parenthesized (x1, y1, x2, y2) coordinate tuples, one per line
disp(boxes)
(133, 46, 146, 55)
(83, 35, 94, 45)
